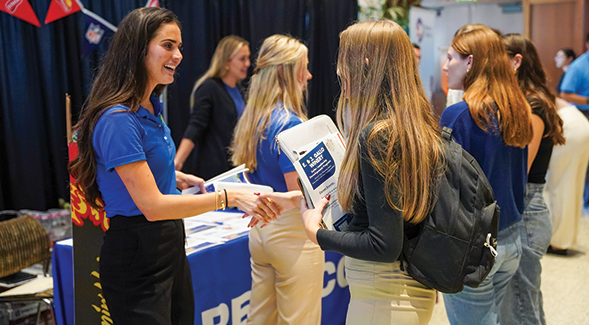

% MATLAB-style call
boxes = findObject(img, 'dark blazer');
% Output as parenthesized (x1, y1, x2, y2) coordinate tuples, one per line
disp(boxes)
(182, 78, 242, 180)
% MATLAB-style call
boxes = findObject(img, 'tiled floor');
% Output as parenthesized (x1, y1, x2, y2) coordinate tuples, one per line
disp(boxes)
(429, 215, 589, 325)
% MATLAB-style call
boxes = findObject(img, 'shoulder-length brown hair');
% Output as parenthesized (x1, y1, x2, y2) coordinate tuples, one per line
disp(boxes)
(68, 7, 181, 209)
(502, 33, 565, 145)
(452, 28, 533, 148)
(337, 20, 444, 224)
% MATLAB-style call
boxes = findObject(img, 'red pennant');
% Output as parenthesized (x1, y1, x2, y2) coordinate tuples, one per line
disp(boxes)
(44, 0, 81, 24)
(145, 0, 160, 7)
(0, 0, 41, 27)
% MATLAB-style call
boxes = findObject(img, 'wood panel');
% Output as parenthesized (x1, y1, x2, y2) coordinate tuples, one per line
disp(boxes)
(523, 0, 587, 94)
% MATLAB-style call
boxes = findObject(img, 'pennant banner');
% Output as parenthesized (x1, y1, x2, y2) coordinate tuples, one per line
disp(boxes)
(0, 0, 41, 27)
(44, 0, 81, 24)
(81, 8, 117, 57)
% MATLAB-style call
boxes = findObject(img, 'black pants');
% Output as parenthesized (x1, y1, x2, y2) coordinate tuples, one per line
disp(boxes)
(99, 215, 194, 325)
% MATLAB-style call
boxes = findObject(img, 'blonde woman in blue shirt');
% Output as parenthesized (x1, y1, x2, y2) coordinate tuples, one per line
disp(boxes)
(230, 35, 322, 324)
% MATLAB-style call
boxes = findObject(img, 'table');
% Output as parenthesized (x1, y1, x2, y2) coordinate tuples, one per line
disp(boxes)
(52, 237, 350, 325)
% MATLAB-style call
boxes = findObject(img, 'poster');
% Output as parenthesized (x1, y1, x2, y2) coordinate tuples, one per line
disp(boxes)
(409, 6, 437, 100)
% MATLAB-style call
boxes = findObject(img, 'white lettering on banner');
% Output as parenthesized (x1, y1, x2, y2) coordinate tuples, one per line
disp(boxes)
(323, 261, 336, 297)
(337, 256, 348, 288)
(231, 291, 250, 325)
(202, 303, 229, 325)
(322, 256, 348, 297)
(201, 255, 348, 324)
(56, 0, 72, 12)
(5, 0, 23, 14)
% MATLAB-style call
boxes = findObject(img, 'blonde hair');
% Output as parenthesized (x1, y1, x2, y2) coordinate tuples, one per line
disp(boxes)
(230, 35, 309, 171)
(452, 28, 533, 148)
(189, 35, 249, 108)
(337, 20, 444, 224)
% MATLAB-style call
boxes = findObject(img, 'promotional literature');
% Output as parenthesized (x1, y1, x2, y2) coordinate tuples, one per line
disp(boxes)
(276, 115, 348, 231)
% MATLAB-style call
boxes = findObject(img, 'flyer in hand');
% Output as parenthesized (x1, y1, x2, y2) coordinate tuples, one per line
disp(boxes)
(182, 164, 273, 195)
(276, 115, 348, 231)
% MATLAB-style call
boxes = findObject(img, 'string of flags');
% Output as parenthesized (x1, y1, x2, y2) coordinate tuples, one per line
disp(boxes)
(1, 0, 159, 55)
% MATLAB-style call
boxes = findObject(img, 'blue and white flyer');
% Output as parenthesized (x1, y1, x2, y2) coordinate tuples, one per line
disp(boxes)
(293, 133, 348, 231)
(276, 115, 349, 231)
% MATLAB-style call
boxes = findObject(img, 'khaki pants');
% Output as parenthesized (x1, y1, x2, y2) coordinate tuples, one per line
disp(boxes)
(247, 208, 324, 325)
(345, 257, 435, 325)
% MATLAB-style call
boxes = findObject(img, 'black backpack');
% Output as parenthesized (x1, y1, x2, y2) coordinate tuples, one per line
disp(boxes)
(400, 127, 500, 294)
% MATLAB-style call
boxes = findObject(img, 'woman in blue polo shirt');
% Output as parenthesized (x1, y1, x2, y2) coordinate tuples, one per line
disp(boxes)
(439, 26, 533, 324)
(68, 8, 293, 325)
(230, 35, 321, 324)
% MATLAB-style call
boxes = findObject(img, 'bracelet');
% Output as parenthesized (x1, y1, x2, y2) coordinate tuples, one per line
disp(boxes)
(218, 190, 226, 211)
(223, 189, 228, 209)
(586, 97, 589, 105)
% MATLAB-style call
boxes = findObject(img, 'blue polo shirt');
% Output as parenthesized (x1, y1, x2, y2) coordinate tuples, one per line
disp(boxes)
(561, 51, 589, 110)
(440, 101, 527, 231)
(247, 104, 302, 192)
(93, 95, 179, 218)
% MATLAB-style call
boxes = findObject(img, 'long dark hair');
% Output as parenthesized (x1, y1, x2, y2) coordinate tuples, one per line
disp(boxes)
(502, 33, 565, 145)
(69, 7, 181, 209)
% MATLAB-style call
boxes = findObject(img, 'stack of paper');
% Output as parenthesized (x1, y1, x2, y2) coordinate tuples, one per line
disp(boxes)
(183, 211, 251, 255)
(182, 164, 273, 195)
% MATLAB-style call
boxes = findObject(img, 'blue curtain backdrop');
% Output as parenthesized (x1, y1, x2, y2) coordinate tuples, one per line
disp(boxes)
(0, 0, 357, 210)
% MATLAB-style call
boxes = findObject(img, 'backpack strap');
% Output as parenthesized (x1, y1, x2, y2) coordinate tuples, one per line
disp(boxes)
(442, 127, 453, 141)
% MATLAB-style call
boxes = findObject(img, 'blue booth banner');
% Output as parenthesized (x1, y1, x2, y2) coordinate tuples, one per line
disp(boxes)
(53, 238, 350, 325)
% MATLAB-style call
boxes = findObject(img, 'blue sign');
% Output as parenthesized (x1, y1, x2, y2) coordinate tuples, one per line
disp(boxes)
(300, 143, 336, 190)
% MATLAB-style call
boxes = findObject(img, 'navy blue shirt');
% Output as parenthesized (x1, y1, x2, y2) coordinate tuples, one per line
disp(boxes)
(247, 104, 302, 192)
(93, 95, 179, 218)
(224, 83, 246, 117)
(440, 101, 527, 230)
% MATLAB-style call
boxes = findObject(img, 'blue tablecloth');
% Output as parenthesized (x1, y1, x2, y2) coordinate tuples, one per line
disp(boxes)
(52, 236, 350, 325)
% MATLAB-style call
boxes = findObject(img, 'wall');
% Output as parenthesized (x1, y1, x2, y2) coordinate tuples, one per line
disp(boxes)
(523, 0, 587, 93)
(426, 3, 523, 93)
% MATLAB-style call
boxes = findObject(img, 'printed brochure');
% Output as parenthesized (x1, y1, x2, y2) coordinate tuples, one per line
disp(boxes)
(276, 115, 348, 231)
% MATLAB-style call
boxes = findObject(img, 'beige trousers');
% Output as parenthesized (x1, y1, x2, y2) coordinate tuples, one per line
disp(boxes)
(247, 208, 324, 325)
(344, 257, 436, 325)
(544, 105, 589, 249)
